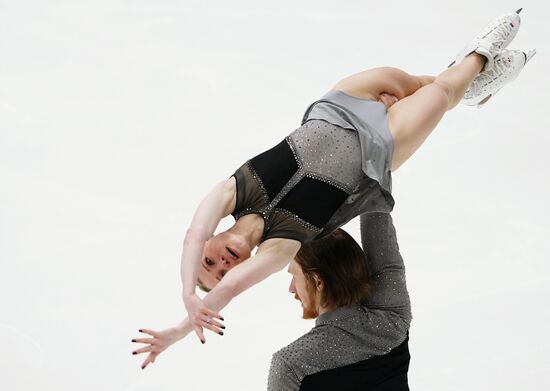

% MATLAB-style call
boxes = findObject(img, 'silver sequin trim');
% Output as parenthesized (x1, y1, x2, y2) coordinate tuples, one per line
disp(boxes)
(285, 136, 303, 169)
(234, 208, 266, 221)
(305, 172, 353, 194)
(245, 160, 270, 204)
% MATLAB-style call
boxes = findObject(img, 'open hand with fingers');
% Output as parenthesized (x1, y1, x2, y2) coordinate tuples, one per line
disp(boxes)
(131, 327, 182, 370)
(183, 294, 225, 343)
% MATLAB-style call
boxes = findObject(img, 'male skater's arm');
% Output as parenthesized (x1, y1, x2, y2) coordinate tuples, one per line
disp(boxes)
(360, 213, 411, 320)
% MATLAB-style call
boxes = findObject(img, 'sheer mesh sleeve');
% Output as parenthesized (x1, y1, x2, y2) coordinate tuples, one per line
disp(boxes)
(230, 162, 270, 219)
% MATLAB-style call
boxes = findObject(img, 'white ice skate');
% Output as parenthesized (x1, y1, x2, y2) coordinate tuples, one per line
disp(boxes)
(450, 8, 523, 71)
(462, 49, 536, 108)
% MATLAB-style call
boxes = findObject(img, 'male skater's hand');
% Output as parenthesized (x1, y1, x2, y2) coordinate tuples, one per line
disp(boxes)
(184, 293, 225, 343)
(131, 327, 181, 370)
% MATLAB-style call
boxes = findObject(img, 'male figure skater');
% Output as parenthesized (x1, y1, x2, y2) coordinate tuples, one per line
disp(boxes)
(268, 213, 411, 390)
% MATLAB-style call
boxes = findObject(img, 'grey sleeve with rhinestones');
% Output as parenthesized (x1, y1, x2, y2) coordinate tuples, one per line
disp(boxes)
(267, 351, 301, 390)
(360, 213, 411, 319)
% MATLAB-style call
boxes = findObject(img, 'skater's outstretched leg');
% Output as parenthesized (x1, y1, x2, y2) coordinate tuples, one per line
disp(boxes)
(387, 53, 485, 171)
(340, 9, 529, 171)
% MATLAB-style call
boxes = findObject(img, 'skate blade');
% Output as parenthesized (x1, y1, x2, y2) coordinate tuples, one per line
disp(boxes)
(525, 49, 537, 64)
(476, 94, 493, 109)
(476, 87, 503, 109)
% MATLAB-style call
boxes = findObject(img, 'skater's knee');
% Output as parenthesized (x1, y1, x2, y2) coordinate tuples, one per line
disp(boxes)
(416, 75, 436, 88)
(378, 67, 424, 98)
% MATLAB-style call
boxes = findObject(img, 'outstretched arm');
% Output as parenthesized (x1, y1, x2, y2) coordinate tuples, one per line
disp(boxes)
(133, 237, 300, 369)
(360, 213, 411, 319)
(181, 177, 236, 299)
(180, 178, 237, 341)
(186, 236, 301, 342)
(202, 237, 301, 313)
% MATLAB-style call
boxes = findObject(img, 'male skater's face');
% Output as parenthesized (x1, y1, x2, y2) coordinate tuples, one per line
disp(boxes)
(287, 259, 319, 319)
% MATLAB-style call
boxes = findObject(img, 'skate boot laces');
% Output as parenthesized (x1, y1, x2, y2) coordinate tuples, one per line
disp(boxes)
(481, 19, 517, 52)
(465, 52, 514, 98)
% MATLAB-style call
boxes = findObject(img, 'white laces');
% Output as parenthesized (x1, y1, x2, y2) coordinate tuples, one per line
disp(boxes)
(483, 18, 515, 51)
(467, 54, 512, 96)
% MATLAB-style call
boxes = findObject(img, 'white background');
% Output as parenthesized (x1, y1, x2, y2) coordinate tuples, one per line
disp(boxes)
(1, 0, 549, 390)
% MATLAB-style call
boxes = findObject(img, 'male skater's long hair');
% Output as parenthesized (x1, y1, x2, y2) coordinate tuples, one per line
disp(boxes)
(295, 228, 371, 309)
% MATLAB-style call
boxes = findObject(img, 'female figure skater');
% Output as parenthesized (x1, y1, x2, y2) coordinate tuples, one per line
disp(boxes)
(131, 10, 534, 369)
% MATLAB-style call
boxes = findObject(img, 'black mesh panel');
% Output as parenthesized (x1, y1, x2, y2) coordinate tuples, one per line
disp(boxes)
(249, 139, 299, 201)
(277, 176, 349, 228)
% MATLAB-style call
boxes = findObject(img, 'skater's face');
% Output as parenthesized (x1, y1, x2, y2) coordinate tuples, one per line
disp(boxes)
(197, 231, 252, 291)
(287, 259, 321, 319)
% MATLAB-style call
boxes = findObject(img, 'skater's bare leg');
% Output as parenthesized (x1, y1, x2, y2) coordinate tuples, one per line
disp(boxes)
(333, 67, 434, 102)
(387, 54, 485, 170)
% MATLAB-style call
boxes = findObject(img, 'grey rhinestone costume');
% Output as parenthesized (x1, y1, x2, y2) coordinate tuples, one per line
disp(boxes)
(267, 213, 411, 390)
(231, 90, 395, 243)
